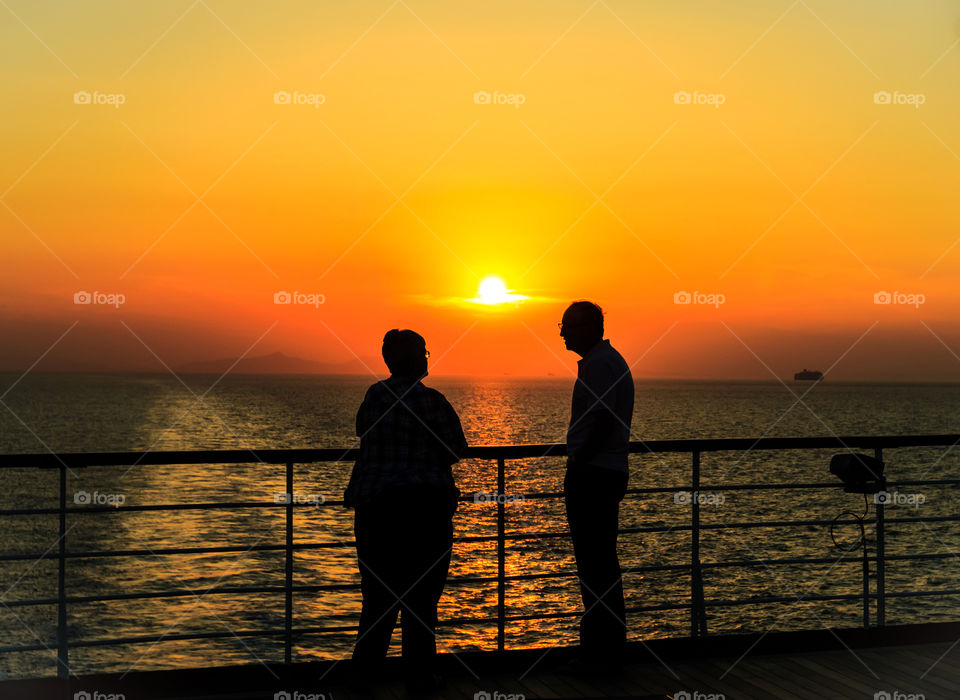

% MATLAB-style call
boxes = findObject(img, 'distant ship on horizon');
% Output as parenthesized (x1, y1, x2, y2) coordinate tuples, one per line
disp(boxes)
(794, 368, 824, 381)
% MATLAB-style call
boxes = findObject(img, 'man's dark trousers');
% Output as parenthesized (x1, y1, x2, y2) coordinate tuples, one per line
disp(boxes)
(564, 465, 628, 656)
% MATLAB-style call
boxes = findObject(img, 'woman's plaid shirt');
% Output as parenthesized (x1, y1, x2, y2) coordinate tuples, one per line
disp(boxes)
(344, 376, 467, 507)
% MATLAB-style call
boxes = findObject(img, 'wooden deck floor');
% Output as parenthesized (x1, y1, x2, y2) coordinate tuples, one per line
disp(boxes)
(312, 640, 959, 700)
(7, 625, 960, 700)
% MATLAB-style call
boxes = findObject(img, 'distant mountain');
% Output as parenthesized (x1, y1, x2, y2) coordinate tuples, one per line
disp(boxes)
(175, 351, 371, 375)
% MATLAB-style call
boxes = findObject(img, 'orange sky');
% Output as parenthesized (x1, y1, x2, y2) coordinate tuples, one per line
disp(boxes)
(2, 1, 960, 379)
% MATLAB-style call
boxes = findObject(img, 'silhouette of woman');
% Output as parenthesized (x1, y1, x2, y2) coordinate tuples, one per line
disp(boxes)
(344, 329, 467, 692)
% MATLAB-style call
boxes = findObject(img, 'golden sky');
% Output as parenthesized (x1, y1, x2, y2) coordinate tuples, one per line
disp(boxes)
(2, 1, 960, 379)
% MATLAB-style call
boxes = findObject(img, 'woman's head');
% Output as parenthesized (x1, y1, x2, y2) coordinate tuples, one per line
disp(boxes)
(382, 329, 429, 378)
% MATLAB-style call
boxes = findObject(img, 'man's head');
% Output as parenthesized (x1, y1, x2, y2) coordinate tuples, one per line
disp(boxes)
(382, 329, 429, 379)
(560, 300, 604, 356)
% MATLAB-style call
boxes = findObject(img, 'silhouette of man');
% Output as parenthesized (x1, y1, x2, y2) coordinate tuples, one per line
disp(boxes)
(559, 301, 634, 670)
(344, 329, 467, 691)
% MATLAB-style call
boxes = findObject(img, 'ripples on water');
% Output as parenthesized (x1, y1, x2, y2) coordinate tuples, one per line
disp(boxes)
(1, 373, 959, 677)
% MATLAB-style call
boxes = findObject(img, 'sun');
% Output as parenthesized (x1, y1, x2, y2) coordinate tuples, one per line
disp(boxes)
(478, 276, 509, 304)
(469, 276, 528, 305)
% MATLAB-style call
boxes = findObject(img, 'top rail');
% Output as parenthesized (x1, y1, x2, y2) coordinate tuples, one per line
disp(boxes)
(2, 434, 959, 468)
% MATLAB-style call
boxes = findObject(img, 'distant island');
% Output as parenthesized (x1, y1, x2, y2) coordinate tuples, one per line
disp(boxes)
(175, 351, 371, 375)
(794, 368, 824, 381)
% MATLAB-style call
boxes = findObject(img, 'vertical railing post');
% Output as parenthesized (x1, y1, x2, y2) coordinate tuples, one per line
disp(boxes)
(284, 462, 294, 663)
(56, 463, 69, 678)
(875, 446, 885, 627)
(496, 456, 506, 652)
(861, 540, 870, 628)
(690, 451, 706, 637)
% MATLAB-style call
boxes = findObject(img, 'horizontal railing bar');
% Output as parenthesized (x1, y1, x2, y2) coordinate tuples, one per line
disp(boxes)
(0, 643, 55, 654)
(17, 510, 960, 565)
(883, 515, 960, 524)
(9, 547, 960, 610)
(0, 488, 847, 517)
(0, 598, 59, 608)
(686, 479, 960, 491)
(705, 593, 870, 606)
(0, 502, 305, 517)
(701, 555, 860, 569)
(695, 519, 862, 529)
(65, 585, 960, 650)
(883, 552, 959, 562)
(21, 585, 960, 653)
(65, 622, 493, 650)
(703, 590, 960, 606)
(8, 512, 960, 562)
(492, 483, 859, 500)
(4, 477, 957, 519)
(4, 434, 960, 469)
(67, 628, 293, 648)
(506, 604, 693, 622)
(886, 479, 960, 487)
(13, 515, 960, 562)
(883, 589, 960, 599)
(5, 543, 291, 560)
(3, 484, 959, 519)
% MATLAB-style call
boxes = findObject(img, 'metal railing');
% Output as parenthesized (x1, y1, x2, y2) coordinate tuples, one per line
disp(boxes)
(2, 434, 960, 678)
